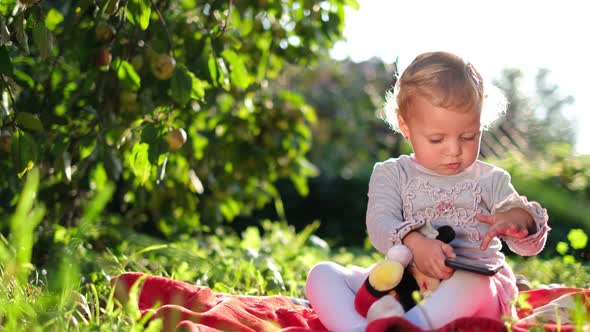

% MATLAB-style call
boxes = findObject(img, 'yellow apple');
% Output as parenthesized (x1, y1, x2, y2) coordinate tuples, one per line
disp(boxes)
(150, 54, 176, 80)
(95, 21, 116, 44)
(166, 128, 187, 151)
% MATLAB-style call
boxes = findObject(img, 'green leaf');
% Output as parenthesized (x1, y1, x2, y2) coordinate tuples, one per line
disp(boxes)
(343, 0, 360, 10)
(563, 254, 576, 264)
(180, 0, 196, 9)
(0, 45, 12, 74)
(12, 131, 38, 176)
(143, 319, 163, 332)
(170, 65, 192, 105)
(168, 65, 207, 104)
(32, 22, 53, 60)
(556, 241, 569, 255)
(13, 69, 34, 88)
(191, 76, 207, 99)
(126, 0, 151, 30)
(103, 148, 122, 181)
(300, 104, 317, 124)
(568, 229, 588, 250)
(53, 259, 81, 309)
(9, 167, 45, 284)
(129, 142, 151, 184)
(207, 54, 217, 86)
(113, 59, 141, 91)
(141, 124, 168, 165)
(53, 225, 69, 244)
(516, 293, 532, 310)
(221, 49, 251, 89)
(140, 123, 158, 142)
(240, 226, 261, 250)
(289, 173, 309, 196)
(79, 135, 96, 160)
(298, 158, 319, 177)
(77, 180, 115, 241)
(45, 8, 64, 31)
(256, 51, 269, 81)
(91, 163, 108, 192)
(219, 198, 241, 221)
(191, 133, 208, 159)
(207, 37, 218, 85)
(16, 112, 44, 131)
(216, 57, 230, 91)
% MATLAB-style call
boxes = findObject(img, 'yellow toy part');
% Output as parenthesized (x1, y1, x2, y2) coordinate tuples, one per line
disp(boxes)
(368, 260, 404, 292)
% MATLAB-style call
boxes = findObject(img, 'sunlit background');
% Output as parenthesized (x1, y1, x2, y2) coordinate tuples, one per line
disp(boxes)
(331, 0, 589, 154)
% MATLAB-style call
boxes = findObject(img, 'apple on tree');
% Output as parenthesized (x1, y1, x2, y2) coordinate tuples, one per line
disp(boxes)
(150, 54, 176, 80)
(95, 21, 116, 44)
(95, 47, 112, 68)
(166, 128, 187, 152)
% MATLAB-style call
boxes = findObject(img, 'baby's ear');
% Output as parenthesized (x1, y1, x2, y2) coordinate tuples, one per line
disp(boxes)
(397, 114, 410, 139)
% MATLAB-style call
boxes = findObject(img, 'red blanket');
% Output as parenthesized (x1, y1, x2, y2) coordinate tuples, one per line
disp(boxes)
(111, 272, 589, 332)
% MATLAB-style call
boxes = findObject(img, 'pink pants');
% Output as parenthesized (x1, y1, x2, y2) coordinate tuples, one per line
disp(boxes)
(305, 261, 515, 331)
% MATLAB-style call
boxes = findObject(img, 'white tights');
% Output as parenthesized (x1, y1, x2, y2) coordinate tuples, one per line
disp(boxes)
(305, 261, 503, 331)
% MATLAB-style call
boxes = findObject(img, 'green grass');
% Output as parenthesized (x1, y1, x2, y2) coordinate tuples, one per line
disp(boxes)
(0, 169, 589, 330)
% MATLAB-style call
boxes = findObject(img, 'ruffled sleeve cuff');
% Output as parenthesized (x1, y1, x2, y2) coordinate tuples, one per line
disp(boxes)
(494, 193, 551, 255)
(388, 219, 433, 246)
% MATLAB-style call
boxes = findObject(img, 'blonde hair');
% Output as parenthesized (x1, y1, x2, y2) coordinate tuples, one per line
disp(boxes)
(383, 51, 507, 132)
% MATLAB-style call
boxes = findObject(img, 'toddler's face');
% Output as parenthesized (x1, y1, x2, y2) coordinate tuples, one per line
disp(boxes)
(399, 95, 481, 175)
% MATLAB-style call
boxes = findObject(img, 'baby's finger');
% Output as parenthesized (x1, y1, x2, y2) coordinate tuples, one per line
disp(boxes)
(480, 229, 498, 250)
(475, 213, 494, 224)
(505, 225, 528, 239)
(497, 224, 517, 236)
(438, 260, 454, 279)
(438, 267, 454, 280)
(431, 257, 450, 279)
(441, 243, 456, 259)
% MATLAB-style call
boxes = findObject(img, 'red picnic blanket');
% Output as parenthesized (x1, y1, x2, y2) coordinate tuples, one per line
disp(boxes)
(111, 272, 590, 332)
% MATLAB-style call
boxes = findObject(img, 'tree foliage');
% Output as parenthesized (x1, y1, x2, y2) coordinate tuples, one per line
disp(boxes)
(492, 68, 576, 156)
(0, 0, 358, 243)
(284, 57, 404, 179)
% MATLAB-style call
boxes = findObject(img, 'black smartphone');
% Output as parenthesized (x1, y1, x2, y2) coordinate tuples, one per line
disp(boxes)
(444, 256, 503, 276)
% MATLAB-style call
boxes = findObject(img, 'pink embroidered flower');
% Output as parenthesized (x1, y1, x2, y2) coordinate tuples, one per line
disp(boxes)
(435, 200, 454, 214)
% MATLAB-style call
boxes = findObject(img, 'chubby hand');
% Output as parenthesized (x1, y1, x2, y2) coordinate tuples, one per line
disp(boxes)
(404, 232, 455, 280)
(477, 208, 536, 250)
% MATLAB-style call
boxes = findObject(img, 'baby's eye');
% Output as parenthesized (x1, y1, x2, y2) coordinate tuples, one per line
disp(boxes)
(429, 139, 443, 144)
(461, 136, 476, 141)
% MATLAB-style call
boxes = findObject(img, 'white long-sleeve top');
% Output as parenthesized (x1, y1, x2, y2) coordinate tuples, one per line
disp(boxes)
(366, 155, 550, 267)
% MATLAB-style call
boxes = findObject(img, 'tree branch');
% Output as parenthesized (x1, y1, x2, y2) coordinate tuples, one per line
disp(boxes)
(218, 0, 233, 37)
(149, 0, 174, 57)
(0, 74, 18, 129)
